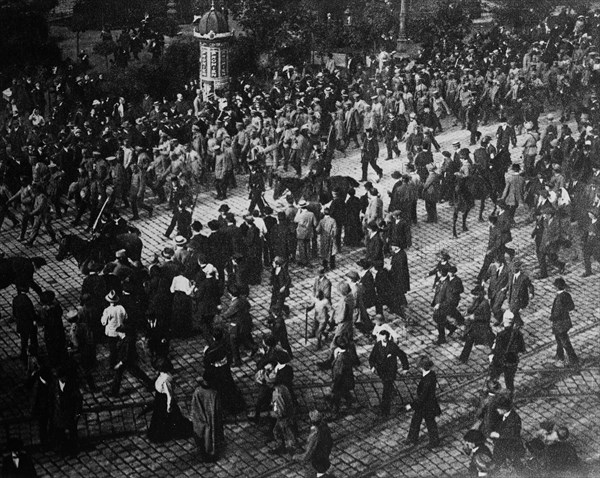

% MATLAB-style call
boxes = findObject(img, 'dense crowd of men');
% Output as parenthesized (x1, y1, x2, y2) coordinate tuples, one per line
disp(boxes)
(2, 5, 599, 477)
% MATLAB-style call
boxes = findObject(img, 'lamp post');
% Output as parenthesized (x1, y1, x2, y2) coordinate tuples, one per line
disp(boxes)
(395, 0, 419, 57)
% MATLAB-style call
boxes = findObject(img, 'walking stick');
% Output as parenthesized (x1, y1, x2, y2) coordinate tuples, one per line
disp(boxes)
(304, 307, 309, 345)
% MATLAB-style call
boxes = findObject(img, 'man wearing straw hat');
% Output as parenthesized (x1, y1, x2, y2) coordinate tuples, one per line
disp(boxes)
(101, 290, 127, 369)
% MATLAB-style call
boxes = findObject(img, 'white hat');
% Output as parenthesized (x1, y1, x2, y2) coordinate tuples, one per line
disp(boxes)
(105, 290, 119, 303)
(174, 235, 188, 246)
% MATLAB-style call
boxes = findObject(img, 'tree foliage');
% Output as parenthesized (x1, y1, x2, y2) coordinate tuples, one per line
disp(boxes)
(490, 0, 590, 31)
(0, 0, 60, 67)
(98, 37, 201, 100)
(231, 0, 315, 65)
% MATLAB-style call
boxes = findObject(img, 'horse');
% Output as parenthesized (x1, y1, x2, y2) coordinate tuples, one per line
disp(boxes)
(0, 255, 47, 296)
(452, 173, 498, 238)
(56, 232, 143, 273)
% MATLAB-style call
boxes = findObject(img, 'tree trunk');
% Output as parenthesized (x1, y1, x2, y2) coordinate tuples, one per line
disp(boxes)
(76, 31, 80, 58)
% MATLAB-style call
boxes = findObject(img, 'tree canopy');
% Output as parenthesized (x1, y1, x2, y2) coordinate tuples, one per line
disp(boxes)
(0, 0, 61, 67)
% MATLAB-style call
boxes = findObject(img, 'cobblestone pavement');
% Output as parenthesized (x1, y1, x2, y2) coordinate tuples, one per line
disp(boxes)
(0, 115, 599, 477)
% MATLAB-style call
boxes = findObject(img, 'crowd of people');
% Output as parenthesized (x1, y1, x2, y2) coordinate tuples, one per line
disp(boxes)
(2, 4, 600, 477)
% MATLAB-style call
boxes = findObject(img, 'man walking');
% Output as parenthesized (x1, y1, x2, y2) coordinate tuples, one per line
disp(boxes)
(549, 278, 579, 368)
(405, 356, 441, 449)
(294, 200, 317, 267)
(369, 329, 409, 416)
(361, 128, 383, 183)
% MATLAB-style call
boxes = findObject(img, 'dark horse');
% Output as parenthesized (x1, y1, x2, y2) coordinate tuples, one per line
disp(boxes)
(56, 232, 143, 273)
(273, 174, 359, 203)
(452, 173, 498, 238)
(0, 255, 47, 296)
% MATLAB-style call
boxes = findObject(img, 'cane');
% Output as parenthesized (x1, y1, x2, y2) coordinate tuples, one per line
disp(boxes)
(304, 307, 309, 345)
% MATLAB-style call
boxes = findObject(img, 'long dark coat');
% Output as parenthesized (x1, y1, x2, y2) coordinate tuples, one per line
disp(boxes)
(465, 296, 494, 346)
(38, 301, 67, 368)
(190, 382, 224, 460)
(390, 249, 410, 294)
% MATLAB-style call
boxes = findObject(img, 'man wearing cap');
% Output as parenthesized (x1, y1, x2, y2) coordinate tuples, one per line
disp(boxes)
(233, 122, 250, 173)
(489, 310, 526, 392)
(294, 200, 317, 266)
(405, 356, 441, 449)
(316, 207, 337, 270)
(522, 121, 539, 177)
(247, 161, 266, 214)
(25, 182, 57, 247)
(458, 285, 493, 363)
(501, 163, 525, 225)
(270, 256, 292, 312)
(361, 128, 383, 183)
(214, 143, 234, 200)
(431, 266, 457, 345)
(293, 409, 333, 477)
(490, 396, 525, 470)
(496, 117, 517, 154)
(369, 328, 409, 416)
(364, 221, 384, 269)
(423, 163, 441, 222)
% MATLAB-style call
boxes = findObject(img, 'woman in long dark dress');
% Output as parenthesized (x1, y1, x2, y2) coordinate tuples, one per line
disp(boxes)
(241, 216, 263, 285)
(148, 359, 192, 443)
(203, 328, 246, 415)
(169, 275, 194, 337)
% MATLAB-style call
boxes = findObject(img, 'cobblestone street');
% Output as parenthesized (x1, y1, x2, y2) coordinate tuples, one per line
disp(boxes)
(1, 116, 599, 477)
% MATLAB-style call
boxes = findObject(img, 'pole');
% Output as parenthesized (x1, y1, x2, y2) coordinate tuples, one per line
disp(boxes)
(304, 307, 308, 345)
(398, 0, 407, 41)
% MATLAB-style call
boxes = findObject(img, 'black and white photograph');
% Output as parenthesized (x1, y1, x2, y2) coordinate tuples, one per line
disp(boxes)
(0, 0, 599, 476)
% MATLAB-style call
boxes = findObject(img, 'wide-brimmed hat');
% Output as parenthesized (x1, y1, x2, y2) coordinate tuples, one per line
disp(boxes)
(298, 199, 308, 208)
(174, 235, 188, 246)
(162, 247, 174, 259)
(105, 290, 119, 303)
(66, 309, 79, 322)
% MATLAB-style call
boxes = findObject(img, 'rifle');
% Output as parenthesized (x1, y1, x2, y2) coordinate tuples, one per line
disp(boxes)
(92, 193, 111, 232)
